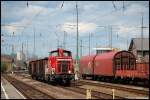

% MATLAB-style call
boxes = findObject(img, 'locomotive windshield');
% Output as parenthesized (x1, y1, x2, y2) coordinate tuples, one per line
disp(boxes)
(50, 51, 58, 56)
(63, 51, 71, 56)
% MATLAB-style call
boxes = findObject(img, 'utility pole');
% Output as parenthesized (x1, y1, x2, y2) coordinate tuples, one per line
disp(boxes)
(57, 40, 60, 48)
(22, 42, 24, 61)
(26, 40, 28, 60)
(63, 31, 66, 49)
(12, 44, 15, 57)
(54, 32, 59, 48)
(140, 15, 147, 60)
(80, 39, 82, 57)
(127, 39, 128, 50)
(109, 26, 112, 48)
(141, 15, 144, 59)
(12, 32, 15, 64)
(12, 32, 15, 74)
(76, 1, 79, 66)
(33, 26, 36, 59)
(12, 32, 15, 56)
(89, 33, 91, 56)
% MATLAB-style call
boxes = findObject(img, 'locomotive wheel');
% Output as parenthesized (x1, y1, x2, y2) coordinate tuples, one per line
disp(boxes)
(61, 79, 70, 86)
(132, 80, 137, 85)
(33, 76, 36, 80)
(144, 80, 148, 85)
(92, 76, 98, 81)
(36, 76, 39, 80)
(82, 75, 86, 79)
(65, 80, 71, 86)
(144, 80, 149, 87)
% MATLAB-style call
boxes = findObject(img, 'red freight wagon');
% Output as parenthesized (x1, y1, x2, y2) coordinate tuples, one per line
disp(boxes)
(94, 51, 117, 76)
(80, 51, 118, 79)
(136, 62, 149, 80)
(80, 51, 149, 85)
(114, 51, 136, 79)
(80, 55, 96, 77)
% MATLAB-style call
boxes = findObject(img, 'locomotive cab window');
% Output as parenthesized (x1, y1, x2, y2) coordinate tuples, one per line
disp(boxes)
(63, 51, 71, 56)
(50, 51, 58, 56)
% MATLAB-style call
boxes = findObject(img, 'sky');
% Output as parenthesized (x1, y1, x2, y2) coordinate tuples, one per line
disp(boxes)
(1, 1, 149, 59)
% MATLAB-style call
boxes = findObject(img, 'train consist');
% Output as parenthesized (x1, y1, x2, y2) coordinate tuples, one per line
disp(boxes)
(80, 51, 149, 85)
(29, 48, 74, 85)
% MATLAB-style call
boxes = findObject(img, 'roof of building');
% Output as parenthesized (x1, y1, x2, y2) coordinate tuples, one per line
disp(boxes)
(129, 38, 149, 51)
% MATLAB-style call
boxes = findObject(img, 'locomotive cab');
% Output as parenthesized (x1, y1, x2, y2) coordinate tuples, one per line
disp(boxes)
(48, 48, 74, 85)
(29, 48, 74, 86)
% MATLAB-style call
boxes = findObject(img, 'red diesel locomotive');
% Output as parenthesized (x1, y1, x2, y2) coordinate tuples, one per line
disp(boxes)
(29, 48, 74, 85)
(80, 51, 149, 85)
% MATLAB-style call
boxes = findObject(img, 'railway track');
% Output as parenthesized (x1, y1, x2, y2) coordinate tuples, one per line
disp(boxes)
(2, 74, 55, 99)
(2, 74, 86, 99)
(5, 73, 148, 99)
(16, 73, 125, 99)
(60, 85, 125, 99)
(3, 73, 124, 99)
(78, 80, 149, 96)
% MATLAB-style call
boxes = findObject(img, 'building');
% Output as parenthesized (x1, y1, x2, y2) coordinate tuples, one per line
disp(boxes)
(16, 51, 26, 61)
(128, 38, 149, 62)
(93, 47, 119, 55)
(1, 55, 13, 72)
(17, 52, 21, 60)
(21, 51, 26, 61)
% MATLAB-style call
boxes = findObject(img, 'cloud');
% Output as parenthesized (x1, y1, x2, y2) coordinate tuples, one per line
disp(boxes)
(1, 4, 56, 34)
(124, 3, 148, 16)
(1, 3, 52, 24)
(116, 26, 137, 38)
(2, 26, 17, 34)
(2, 18, 31, 35)
(115, 24, 149, 39)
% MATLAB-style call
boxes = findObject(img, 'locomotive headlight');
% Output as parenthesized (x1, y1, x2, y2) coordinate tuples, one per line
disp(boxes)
(52, 68, 55, 74)
(68, 70, 71, 74)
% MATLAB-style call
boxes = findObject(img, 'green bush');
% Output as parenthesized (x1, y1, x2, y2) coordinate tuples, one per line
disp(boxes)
(1, 62, 8, 73)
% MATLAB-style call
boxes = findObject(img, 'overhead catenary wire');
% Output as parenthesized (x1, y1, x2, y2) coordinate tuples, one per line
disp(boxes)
(61, 1, 64, 8)
(27, 1, 29, 8)
(2, 1, 149, 57)
(122, 1, 125, 12)
(112, 1, 117, 11)
(16, 1, 64, 57)
(19, 1, 63, 41)
(86, 2, 138, 24)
